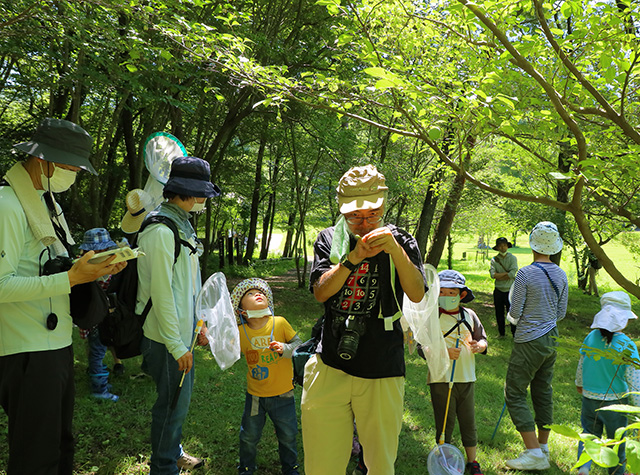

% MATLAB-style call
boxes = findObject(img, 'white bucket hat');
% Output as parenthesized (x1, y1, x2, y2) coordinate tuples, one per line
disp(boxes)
(529, 221, 563, 255)
(591, 291, 638, 332)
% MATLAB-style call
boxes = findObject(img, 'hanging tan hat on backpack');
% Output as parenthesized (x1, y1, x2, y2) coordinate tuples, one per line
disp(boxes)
(120, 189, 154, 234)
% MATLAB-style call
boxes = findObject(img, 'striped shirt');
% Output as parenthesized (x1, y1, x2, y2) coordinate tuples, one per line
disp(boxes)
(509, 262, 568, 343)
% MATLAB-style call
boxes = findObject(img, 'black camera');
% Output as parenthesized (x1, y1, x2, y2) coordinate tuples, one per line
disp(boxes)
(41, 256, 73, 275)
(336, 315, 366, 360)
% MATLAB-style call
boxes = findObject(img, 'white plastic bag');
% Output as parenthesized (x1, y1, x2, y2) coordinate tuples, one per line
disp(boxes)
(402, 264, 450, 381)
(196, 272, 241, 370)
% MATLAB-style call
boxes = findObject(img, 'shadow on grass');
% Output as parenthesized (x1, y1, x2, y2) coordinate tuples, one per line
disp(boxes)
(0, 260, 631, 474)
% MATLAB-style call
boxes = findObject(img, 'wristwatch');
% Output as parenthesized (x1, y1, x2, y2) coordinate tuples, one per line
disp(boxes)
(340, 254, 358, 272)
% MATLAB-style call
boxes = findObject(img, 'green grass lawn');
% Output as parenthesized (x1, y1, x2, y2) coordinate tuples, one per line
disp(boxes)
(1, 239, 639, 474)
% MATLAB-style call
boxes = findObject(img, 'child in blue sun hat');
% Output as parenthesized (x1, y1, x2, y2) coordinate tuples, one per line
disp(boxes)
(429, 269, 487, 475)
(230, 278, 303, 475)
(78, 227, 122, 401)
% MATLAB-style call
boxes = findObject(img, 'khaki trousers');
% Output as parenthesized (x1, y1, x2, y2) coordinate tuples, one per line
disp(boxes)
(301, 355, 405, 475)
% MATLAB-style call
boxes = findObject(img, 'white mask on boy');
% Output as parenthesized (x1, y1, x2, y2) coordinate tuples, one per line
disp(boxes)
(439, 295, 460, 312)
(246, 308, 273, 319)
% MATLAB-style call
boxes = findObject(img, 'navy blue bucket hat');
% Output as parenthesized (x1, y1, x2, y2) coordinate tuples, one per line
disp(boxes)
(438, 269, 475, 303)
(163, 156, 221, 198)
(13, 118, 97, 175)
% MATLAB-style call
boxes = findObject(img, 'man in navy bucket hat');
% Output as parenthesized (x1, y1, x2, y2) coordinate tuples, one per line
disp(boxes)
(0, 118, 126, 475)
(137, 156, 220, 473)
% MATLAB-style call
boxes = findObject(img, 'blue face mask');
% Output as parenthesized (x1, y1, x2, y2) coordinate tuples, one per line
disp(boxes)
(438, 294, 460, 311)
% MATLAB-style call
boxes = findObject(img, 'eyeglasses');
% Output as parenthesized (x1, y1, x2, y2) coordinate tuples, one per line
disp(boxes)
(345, 215, 383, 225)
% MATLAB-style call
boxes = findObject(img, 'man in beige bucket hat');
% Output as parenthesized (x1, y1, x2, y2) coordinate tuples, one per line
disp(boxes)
(302, 164, 426, 474)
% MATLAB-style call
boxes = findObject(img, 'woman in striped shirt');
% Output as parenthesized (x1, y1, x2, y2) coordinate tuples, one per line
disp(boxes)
(504, 222, 569, 471)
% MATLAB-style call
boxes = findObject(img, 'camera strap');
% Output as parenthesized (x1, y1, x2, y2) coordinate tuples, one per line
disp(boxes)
(381, 256, 403, 331)
(42, 191, 72, 254)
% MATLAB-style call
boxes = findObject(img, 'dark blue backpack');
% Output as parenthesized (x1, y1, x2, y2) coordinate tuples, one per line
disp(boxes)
(98, 215, 196, 358)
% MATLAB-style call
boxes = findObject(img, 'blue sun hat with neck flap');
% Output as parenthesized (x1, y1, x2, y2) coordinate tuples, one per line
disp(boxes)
(78, 228, 117, 252)
(438, 269, 475, 303)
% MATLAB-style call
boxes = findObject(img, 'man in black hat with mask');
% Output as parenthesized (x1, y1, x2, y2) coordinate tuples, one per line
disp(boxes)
(0, 118, 126, 474)
(489, 237, 518, 338)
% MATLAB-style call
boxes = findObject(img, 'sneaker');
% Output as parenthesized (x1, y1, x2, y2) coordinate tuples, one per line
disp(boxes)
(540, 445, 549, 459)
(506, 451, 550, 471)
(466, 461, 483, 475)
(91, 391, 119, 402)
(177, 453, 204, 470)
(113, 363, 125, 376)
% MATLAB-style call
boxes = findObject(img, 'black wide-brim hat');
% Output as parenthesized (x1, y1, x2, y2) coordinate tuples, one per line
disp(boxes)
(163, 156, 221, 198)
(13, 118, 97, 175)
(492, 237, 513, 251)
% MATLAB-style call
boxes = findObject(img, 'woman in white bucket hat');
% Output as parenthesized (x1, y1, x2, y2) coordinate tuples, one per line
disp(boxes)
(504, 221, 569, 471)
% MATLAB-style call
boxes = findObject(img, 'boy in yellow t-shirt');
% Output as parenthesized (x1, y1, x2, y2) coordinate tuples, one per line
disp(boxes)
(230, 278, 302, 475)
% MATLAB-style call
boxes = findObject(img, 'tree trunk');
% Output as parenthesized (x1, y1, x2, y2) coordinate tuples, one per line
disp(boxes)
(426, 152, 470, 268)
(447, 233, 454, 269)
(550, 139, 572, 265)
(244, 129, 266, 264)
(414, 166, 444, 259)
(227, 235, 234, 266)
(282, 210, 296, 258)
(218, 236, 225, 270)
(259, 155, 280, 259)
(259, 193, 275, 259)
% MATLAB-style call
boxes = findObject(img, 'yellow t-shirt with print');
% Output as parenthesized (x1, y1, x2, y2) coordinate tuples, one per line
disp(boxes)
(239, 316, 297, 397)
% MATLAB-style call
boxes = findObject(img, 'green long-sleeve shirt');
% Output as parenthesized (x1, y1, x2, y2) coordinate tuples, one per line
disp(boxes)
(490, 252, 518, 292)
(0, 186, 72, 356)
(136, 206, 201, 361)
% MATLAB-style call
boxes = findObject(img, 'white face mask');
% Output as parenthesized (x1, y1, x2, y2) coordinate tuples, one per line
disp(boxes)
(439, 295, 461, 312)
(40, 162, 77, 193)
(191, 200, 206, 213)
(246, 308, 272, 319)
(499, 251, 508, 257)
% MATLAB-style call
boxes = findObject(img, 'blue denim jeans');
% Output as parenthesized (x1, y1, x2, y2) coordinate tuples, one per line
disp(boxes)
(141, 336, 194, 475)
(88, 327, 109, 393)
(578, 396, 627, 475)
(239, 392, 299, 475)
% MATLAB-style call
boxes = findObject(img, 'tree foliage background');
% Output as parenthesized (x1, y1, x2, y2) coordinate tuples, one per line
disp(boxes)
(2, 0, 640, 294)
